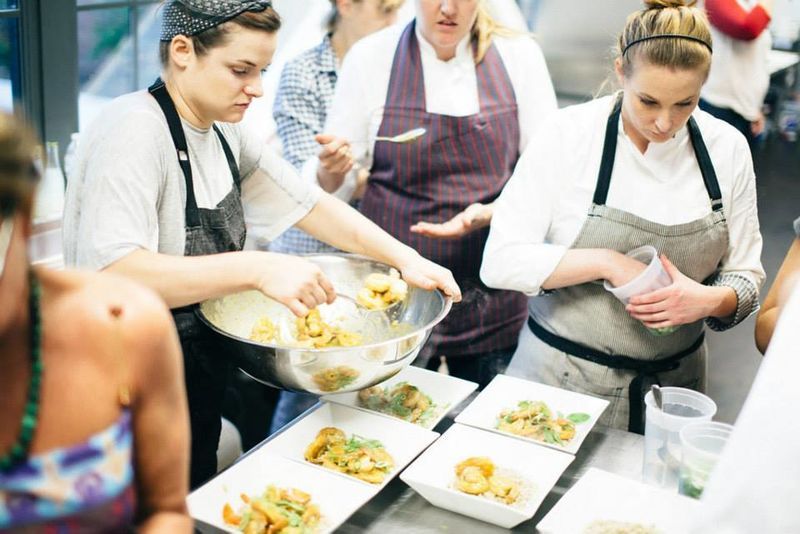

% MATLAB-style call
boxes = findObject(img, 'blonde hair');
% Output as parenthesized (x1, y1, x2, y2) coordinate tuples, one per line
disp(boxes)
(0, 113, 39, 218)
(617, 0, 712, 77)
(471, 2, 516, 64)
(326, 0, 405, 33)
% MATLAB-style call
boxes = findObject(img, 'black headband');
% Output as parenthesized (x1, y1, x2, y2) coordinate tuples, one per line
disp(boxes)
(622, 34, 712, 57)
(160, 0, 272, 41)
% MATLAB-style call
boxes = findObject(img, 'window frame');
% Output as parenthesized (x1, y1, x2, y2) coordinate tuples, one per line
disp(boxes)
(12, 0, 160, 157)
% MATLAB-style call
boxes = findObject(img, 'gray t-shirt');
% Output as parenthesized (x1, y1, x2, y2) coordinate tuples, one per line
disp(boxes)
(64, 91, 320, 270)
(795, 216, 800, 237)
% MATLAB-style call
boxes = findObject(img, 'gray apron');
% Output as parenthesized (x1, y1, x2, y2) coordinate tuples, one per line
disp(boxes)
(508, 97, 730, 432)
(148, 79, 246, 487)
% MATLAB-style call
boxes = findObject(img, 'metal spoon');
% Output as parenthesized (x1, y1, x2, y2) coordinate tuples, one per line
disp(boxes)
(374, 127, 427, 144)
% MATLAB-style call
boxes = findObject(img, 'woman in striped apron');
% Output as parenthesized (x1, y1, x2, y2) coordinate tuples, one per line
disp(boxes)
(313, 0, 557, 387)
(482, 0, 764, 432)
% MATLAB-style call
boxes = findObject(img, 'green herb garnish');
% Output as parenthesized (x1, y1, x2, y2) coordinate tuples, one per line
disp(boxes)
(567, 412, 591, 424)
(344, 434, 384, 453)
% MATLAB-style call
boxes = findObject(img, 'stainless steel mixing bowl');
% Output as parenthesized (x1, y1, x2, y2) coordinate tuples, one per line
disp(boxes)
(196, 254, 452, 394)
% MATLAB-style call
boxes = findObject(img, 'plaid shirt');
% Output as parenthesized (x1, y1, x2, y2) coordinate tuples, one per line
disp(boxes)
(270, 35, 341, 254)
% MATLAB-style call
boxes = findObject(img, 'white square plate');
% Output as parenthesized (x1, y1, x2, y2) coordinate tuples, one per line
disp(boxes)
(455, 374, 609, 455)
(187, 454, 375, 533)
(536, 468, 702, 534)
(400, 423, 573, 529)
(262, 402, 439, 489)
(322, 366, 478, 429)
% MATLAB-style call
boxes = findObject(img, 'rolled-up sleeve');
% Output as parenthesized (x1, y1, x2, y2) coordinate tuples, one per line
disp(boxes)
(705, 140, 765, 331)
(238, 125, 321, 241)
(481, 124, 567, 295)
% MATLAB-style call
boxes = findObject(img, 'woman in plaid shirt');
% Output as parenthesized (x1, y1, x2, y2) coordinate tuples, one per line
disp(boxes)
(270, 0, 405, 254)
(269, 0, 405, 432)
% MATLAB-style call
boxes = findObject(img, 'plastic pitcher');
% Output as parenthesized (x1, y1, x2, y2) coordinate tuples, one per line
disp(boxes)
(642, 387, 716, 490)
(678, 421, 734, 499)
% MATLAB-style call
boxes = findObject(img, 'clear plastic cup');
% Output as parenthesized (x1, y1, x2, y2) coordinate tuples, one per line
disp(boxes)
(642, 387, 717, 490)
(678, 421, 734, 499)
(603, 245, 678, 336)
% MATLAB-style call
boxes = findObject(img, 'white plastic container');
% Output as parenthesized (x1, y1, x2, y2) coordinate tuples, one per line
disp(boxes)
(642, 387, 716, 491)
(678, 421, 733, 499)
(604, 245, 678, 336)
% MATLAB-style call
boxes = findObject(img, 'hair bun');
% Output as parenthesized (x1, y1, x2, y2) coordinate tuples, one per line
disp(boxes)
(644, 0, 696, 9)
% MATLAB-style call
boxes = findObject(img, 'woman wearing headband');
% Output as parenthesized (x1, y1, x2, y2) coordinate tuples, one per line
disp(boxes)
(0, 114, 191, 530)
(63, 0, 459, 487)
(482, 0, 764, 432)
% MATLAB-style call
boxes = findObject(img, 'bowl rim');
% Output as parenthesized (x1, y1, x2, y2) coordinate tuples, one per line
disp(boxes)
(194, 253, 454, 354)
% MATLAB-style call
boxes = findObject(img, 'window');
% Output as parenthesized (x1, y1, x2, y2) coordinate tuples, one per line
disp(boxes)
(0, 0, 20, 113)
(76, 0, 161, 128)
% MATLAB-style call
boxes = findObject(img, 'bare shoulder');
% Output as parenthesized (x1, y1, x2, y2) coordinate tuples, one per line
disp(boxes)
(40, 268, 177, 360)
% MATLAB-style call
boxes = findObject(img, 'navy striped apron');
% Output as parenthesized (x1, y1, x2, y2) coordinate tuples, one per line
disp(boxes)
(360, 22, 527, 358)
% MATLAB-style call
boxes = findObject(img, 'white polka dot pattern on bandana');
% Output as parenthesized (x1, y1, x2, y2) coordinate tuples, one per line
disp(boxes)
(160, 0, 272, 41)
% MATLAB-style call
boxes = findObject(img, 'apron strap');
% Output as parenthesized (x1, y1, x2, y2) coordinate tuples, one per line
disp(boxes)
(527, 316, 704, 433)
(212, 125, 242, 192)
(686, 116, 724, 211)
(592, 98, 622, 206)
(148, 78, 242, 226)
(592, 95, 724, 212)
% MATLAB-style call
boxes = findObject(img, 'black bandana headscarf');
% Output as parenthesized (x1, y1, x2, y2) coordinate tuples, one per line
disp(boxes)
(160, 0, 272, 41)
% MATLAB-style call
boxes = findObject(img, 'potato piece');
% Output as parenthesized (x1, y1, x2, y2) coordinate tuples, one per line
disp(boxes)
(455, 456, 495, 477)
(365, 273, 392, 293)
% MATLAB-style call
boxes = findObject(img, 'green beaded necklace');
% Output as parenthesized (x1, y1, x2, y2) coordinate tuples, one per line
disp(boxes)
(0, 273, 43, 472)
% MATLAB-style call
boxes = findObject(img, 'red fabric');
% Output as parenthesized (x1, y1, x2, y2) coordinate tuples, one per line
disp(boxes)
(705, 0, 771, 41)
(361, 22, 527, 357)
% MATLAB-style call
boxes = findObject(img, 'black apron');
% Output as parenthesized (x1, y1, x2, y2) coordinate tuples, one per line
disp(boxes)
(148, 79, 246, 488)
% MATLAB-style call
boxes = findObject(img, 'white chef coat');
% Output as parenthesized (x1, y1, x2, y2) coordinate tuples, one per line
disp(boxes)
(700, 0, 772, 121)
(301, 22, 557, 200)
(691, 283, 800, 533)
(481, 95, 765, 295)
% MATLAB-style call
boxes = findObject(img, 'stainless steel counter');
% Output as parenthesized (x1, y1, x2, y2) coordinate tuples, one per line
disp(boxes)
(337, 420, 643, 533)
(238, 407, 644, 533)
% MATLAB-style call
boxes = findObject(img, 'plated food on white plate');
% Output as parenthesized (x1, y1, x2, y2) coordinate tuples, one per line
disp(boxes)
(452, 456, 530, 507)
(323, 365, 477, 429)
(221, 485, 322, 534)
(455, 374, 608, 454)
(536, 468, 701, 534)
(262, 402, 438, 489)
(188, 454, 375, 534)
(497, 399, 591, 446)
(400, 423, 573, 529)
(582, 519, 663, 534)
(303, 427, 394, 484)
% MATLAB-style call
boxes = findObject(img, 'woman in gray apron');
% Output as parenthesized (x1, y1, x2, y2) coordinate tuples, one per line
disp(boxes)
(64, 0, 459, 488)
(482, 0, 764, 433)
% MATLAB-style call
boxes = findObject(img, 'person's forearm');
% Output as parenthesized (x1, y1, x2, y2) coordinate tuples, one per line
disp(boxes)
(541, 249, 619, 290)
(755, 306, 778, 354)
(705, 285, 738, 319)
(296, 194, 419, 267)
(139, 512, 193, 533)
(706, 0, 771, 40)
(317, 165, 344, 193)
(105, 249, 260, 309)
